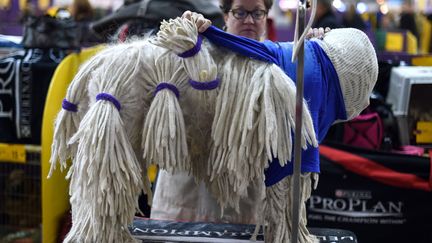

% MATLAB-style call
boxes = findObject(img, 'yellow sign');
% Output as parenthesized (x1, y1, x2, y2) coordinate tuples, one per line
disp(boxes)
(38, 0, 50, 10)
(406, 31, 418, 54)
(416, 121, 432, 144)
(412, 56, 432, 66)
(19, 0, 26, 11)
(385, 32, 404, 52)
(0, 143, 26, 163)
(0, 0, 11, 9)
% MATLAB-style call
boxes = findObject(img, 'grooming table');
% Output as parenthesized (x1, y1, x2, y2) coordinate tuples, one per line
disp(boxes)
(131, 217, 357, 243)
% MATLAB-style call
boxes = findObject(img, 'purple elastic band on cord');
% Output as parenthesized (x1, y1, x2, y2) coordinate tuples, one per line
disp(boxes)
(189, 78, 220, 90)
(154, 82, 180, 99)
(96, 93, 121, 111)
(62, 99, 78, 112)
(178, 35, 203, 58)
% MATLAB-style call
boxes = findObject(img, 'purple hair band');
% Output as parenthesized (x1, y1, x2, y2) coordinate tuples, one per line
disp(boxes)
(96, 93, 121, 111)
(178, 35, 203, 58)
(189, 78, 220, 90)
(62, 99, 78, 112)
(154, 82, 180, 99)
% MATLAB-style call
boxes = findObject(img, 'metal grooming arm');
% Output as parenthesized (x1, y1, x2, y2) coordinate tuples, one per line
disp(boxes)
(292, 0, 308, 242)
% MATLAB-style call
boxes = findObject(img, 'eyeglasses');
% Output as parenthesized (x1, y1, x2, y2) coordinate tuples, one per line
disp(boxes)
(229, 8, 268, 20)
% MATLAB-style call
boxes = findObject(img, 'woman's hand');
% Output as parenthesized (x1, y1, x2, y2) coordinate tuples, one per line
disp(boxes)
(182, 10, 212, 33)
(306, 27, 331, 40)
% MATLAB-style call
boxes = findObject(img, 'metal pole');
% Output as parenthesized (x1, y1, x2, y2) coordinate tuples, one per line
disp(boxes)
(291, 1, 306, 242)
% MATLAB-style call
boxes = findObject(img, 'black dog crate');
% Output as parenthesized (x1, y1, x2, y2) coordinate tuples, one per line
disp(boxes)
(0, 144, 42, 242)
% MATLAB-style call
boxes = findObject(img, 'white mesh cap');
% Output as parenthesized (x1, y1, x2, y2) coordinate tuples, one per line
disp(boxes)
(316, 28, 378, 120)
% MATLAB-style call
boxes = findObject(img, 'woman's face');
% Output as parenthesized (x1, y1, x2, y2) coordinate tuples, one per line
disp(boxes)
(224, 0, 268, 41)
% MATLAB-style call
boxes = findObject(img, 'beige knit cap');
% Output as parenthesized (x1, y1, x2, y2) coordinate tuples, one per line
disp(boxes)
(317, 28, 378, 120)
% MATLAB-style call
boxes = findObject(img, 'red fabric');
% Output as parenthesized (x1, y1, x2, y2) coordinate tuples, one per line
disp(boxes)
(118, 24, 129, 43)
(266, 18, 277, 41)
(429, 150, 432, 189)
(343, 112, 383, 150)
(320, 145, 432, 191)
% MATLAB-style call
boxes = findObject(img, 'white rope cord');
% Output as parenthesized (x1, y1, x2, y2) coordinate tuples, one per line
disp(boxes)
(267, 64, 318, 155)
(48, 49, 113, 178)
(141, 45, 190, 175)
(152, 17, 318, 215)
(154, 15, 218, 92)
(211, 61, 318, 212)
(123, 39, 155, 205)
(264, 173, 318, 243)
(210, 55, 256, 176)
(64, 40, 150, 243)
(153, 14, 219, 180)
(208, 55, 259, 212)
(154, 17, 197, 54)
(156, 15, 218, 87)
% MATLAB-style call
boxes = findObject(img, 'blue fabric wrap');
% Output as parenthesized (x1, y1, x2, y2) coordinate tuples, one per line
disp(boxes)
(202, 26, 280, 65)
(202, 26, 347, 187)
(262, 41, 347, 186)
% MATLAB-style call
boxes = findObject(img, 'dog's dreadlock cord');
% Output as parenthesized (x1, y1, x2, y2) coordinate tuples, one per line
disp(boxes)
(141, 46, 190, 176)
(153, 16, 219, 181)
(48, 50, 112, 178)
(64, 41, 151, 243)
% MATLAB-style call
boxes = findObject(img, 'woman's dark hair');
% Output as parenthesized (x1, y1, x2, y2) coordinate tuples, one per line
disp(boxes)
(219, 0, 274, 13)
(71, 0, 94, 21)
